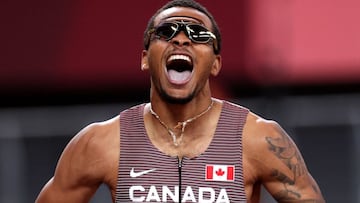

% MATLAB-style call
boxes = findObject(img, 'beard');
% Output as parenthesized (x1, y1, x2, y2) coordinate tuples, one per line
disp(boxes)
(150, 74, 206, 105)
(158, 87, 195, 104)
(152, 82, 196, 104)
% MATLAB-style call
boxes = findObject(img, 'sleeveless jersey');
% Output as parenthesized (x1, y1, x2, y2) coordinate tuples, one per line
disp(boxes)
(116, 101, 249, 203)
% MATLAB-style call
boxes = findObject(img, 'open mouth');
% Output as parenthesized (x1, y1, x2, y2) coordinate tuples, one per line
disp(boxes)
(166, 54, 193, 84)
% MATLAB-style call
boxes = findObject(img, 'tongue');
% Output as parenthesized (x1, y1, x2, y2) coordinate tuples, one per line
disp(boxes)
(168, 69, 191, 84)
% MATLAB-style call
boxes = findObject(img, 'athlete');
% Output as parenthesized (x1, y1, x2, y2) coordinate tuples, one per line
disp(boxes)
(36, 0, 325, 202)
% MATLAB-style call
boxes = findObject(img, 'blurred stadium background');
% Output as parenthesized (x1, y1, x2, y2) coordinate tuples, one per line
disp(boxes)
(1, 0, 359, 202)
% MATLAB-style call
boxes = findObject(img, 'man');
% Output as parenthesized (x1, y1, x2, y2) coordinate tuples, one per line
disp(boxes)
(36, 0, 325, 202)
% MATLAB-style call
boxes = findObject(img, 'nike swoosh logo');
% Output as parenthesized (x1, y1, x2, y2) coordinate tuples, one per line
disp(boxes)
(130, 168, 156, 178)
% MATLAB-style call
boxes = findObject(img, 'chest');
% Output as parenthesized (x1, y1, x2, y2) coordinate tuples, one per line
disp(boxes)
(115, 102, 249, 202)
(117, 148, 245, 202)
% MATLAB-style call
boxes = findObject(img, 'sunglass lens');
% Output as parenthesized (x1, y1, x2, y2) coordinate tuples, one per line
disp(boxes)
(155, 23, 178, 40)
(187, 25, 212, 43)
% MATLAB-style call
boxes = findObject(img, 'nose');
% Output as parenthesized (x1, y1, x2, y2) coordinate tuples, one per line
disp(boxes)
(170, 31, 191, 48)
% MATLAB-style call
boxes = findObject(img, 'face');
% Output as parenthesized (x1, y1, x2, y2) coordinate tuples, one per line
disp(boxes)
(142, 7, 221, 104)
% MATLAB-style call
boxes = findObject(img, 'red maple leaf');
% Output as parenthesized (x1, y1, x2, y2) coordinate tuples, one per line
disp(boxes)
(215, 168, 225, 176)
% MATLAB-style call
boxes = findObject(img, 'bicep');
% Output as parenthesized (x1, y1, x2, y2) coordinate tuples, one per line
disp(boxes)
(257, 121, 324, 202)
(36, 176, 96, 203)
(36, 125, 106, 203)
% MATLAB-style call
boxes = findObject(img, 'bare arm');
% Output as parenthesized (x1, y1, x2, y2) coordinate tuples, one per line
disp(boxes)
(244, 115, 325, 202)
(36, 119, 119, 203)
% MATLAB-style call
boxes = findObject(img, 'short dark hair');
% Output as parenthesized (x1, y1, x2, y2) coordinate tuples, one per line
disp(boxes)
(143, 0, 222, 54)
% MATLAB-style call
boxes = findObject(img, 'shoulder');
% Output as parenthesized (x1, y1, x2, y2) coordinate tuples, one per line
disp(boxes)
(219, 100, 281, 143)
(69, 115, 120, 154)
(242, 111, 294, 177)
(244, 111, 284, 140)
(58, 115, 120, 181)
(35, 115, 121, 202)
(243, 110, 290, 157)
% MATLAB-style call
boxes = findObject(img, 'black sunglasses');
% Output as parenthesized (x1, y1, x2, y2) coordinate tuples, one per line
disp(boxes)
(148, 21, 218, 53)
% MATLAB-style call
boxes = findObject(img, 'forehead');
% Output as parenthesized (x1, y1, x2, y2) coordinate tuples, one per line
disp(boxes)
(154, 7, 212, 27)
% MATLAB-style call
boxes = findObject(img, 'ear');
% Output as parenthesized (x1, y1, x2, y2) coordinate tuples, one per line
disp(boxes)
(210, 55, 222, 76)
(141, 50, 149, 71)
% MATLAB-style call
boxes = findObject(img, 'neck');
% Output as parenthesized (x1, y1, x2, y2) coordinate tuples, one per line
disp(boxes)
(149, 98, 214, 146)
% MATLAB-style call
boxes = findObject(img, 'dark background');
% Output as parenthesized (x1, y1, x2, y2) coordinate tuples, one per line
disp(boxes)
(0, 0, 359, 202)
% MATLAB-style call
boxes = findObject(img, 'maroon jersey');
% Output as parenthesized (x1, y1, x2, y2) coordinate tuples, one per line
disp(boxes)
(116, 101, 249, 203)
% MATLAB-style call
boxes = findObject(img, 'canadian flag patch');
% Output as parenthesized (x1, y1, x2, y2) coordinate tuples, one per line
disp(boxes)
(205, 165, 235, 182)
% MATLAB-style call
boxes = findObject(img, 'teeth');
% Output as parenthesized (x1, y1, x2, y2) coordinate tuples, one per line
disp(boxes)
(167, 54, 191, 63)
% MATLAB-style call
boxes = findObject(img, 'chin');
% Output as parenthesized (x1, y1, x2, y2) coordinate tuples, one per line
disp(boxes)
(160, 91, 194, 104)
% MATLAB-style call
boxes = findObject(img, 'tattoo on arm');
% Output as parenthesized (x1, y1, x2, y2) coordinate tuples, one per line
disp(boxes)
(265, 129, 319, 201)
(265, 130, 306, 178)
